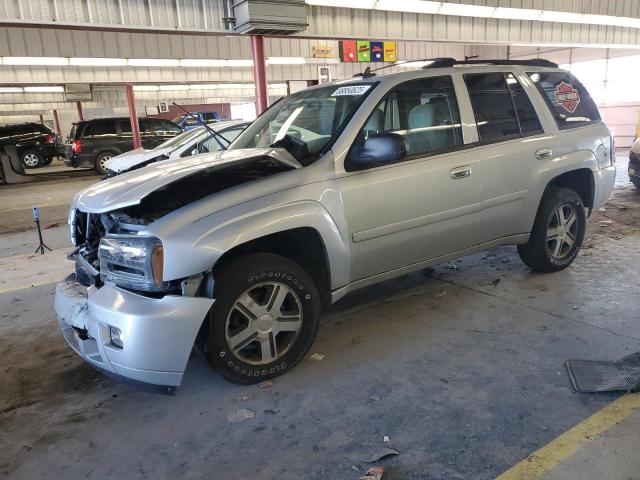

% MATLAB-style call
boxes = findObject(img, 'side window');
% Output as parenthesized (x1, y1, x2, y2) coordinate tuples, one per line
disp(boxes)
(157, 121, 182, 134)
(356, 75, 463, 162)
(139, 120, 154, 134)
(527, 71, 601, 130)
(199, 136, 222, 153)
(220, 126, 244, 143)
(119, 120, 132, 134)
(506, 74, 543, 136)
(464, 73, 520, 142)
(84, 121, 116, 137)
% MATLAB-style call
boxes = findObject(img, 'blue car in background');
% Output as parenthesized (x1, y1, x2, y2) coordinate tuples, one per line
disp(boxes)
(173, 112, 222, 130)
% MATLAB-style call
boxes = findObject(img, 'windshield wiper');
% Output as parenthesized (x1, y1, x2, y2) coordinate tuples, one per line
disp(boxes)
(171, 103, 229, 151)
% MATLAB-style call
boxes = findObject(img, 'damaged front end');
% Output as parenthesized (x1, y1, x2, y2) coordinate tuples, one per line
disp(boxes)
(56, 148, 300, 390)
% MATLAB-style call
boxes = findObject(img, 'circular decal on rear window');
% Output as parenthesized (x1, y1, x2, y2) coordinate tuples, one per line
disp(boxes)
(554, 82, 581, 113)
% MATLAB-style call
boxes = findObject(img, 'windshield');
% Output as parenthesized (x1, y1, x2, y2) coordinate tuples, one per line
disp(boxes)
(154, 127, 204, 151)
(231, 83, 375, 165)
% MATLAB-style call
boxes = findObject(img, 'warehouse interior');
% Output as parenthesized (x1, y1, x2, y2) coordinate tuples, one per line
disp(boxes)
(1, 1, 639, 479)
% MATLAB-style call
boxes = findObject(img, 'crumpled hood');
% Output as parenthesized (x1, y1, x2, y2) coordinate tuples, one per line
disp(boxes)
(105, 147, 171, 173)
(73, 148, 301, 213)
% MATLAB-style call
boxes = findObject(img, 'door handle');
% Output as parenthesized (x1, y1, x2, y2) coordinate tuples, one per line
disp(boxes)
(535, 148, 553, 160)
(450, 165, 471, 179)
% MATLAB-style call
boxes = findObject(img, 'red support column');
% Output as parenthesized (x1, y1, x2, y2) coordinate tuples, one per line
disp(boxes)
(125, 83, 142, 149)
(250, 35, 268, 115)
(76, 101, 84, 121)
(52, 109, 61, 134)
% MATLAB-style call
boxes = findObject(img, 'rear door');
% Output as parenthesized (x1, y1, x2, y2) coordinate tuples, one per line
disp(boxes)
(85, 120, 120, 155)
(462, 71, 551, 242)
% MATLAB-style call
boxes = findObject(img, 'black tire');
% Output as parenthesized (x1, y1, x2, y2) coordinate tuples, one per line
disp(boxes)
(94, 151, 117, 175)
(631, 177, 640, 189)
(518, 187, 586, 273)
(21, 150, 43, 168)
(203, 253, 321, 384)
(40, 156, 54, 166)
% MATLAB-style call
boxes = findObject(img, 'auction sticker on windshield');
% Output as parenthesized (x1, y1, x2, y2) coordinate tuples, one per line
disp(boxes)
(332, 85, 371, 96)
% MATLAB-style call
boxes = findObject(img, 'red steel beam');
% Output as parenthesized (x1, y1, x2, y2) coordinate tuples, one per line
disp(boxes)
(38, 114, 44, 124)
(76, 101, 84, 121)
(125, 83, 142, 149)
(250, 35, 268, 115)
(52, 109, 61, 134)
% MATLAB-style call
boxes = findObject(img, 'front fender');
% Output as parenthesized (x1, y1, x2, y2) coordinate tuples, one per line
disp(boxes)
(160, 200, 350, 290)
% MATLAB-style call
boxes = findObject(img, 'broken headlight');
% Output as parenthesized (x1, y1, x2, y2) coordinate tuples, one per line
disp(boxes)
(98, 235, 166, 292)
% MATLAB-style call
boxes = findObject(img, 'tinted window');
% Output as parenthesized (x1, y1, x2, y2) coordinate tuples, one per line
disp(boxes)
(120, 120, 132, 134)
(155, 120, 181, 135)
(84, 121, 116, 137)
(465, 73, 519, 142)
(20, 125, 40, 134)
(527, 71, 601, 130)
(506, 74, 543, 136)
(220, 126, 244, 143)
(356, 76, 463, 161)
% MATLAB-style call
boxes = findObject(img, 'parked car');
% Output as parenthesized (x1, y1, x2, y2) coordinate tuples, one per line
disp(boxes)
(55, 59, 615, 391)
(629, 139, 640, 189)
(104, 120, 249, 176)
(64, 117, 183, 174)
(173, 111, 221, 130)
(0, 122, 64, 168)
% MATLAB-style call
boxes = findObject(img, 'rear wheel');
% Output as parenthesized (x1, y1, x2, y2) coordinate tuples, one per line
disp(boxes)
(21, 150, 43, 168)
(94, 151, 116, 175)
(202, 253, 321, 384)
(631, 177, 640, 189)
(518, 187, 586, 272)
(40, 156, 53, 166)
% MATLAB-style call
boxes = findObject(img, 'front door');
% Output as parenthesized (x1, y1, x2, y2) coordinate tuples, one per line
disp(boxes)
(338, 75, 485, 281)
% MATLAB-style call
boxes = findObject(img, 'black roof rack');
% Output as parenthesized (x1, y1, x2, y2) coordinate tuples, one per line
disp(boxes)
(423, 58, 558, 68)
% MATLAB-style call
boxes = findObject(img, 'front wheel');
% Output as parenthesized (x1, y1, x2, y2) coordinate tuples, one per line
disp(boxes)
(631, 176, 640, 189)
(203, 253, 321, 384)
(518, 187, 586, 273)
(21, 150, 43, 168)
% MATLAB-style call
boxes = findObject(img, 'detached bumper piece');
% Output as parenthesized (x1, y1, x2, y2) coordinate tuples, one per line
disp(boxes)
(55, 274, 214, 391)
(566, 352, 640, 393)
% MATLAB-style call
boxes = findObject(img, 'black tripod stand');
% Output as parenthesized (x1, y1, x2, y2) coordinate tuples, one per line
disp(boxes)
(33, 207, 51, 254)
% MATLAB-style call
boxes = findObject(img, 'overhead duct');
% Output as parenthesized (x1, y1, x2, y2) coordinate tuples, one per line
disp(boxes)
(231, 0, 308, 35)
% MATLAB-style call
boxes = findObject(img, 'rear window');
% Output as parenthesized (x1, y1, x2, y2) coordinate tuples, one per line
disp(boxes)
(83, 120, 116, 137)
(527, 71, 601, 130)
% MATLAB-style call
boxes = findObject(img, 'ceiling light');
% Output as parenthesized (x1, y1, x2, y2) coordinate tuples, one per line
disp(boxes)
(267, 57, 306, 65)
(226, 60, 254, 67)
(377, 0, 441, 14)
(133, 85, 160, 91)
(3, 57, 68, 66)
(180, 59, 228, 67)
(438, 3, 494, 18)
(69, 57, 128, 66)
(159, 85, 190, 91)
(127, 58, 180, 67)
(0, 87, 24, 93)
(23, 85, 65, 93)
(217, 83, 255, 89)
(306, 0, 375, 7)
(188, 84, 221, 90)
(493, 7, 541, 21)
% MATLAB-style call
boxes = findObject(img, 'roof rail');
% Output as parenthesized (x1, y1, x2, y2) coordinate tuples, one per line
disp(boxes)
(423, 58, 558, 69)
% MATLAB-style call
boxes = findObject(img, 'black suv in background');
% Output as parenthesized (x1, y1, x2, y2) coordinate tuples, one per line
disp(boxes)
(0, 123, 64, 168)
(65, 117, 183, 174)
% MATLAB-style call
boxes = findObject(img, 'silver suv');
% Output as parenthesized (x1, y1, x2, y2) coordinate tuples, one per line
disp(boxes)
(54, 59, 616, 391)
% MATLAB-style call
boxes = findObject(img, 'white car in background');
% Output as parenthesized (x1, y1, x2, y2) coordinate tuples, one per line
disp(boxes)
(104, 120, 249, 176)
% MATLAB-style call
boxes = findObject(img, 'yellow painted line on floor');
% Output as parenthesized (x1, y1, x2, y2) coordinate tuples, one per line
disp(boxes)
(496, 393, 640, 480)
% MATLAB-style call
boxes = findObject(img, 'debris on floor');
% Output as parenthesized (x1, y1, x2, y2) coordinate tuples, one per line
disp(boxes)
(383, 435, 390, 443)
(359, 466, 385, 480)
(258, 380, 273, 389)
(43, 222, 59, 229)
(310, 353, 326, 361)
(226, 409, 255, 422)
(236, 395, 249, 401)
(434, 291, 447, 298)
(566, 351, 640, 393)
(446, 262, 458, 270)
(483, 278, 501, 286)
(363, 447, 400, 463)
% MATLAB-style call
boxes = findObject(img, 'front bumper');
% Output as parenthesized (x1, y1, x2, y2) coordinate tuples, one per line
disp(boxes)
(55, 274, 214, 388)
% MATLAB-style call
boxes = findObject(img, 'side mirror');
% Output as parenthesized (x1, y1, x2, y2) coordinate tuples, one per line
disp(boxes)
(346, 133, 407, 171)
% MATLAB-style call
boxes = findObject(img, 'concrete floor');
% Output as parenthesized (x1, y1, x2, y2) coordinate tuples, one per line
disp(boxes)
(1, 158, 639, 479)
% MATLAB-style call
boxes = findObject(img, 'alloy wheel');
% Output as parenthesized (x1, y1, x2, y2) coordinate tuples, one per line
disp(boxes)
(98, 154, 112, 171)
(23, 153, 40, 167)
(225, 282, 303, 365)
(546, 203, 579, 259)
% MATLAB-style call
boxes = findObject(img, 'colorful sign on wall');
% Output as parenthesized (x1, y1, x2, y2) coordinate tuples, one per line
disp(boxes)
(340, 40, 357, 62)
(356, 41, 370, 62)
(339, 40, 397, 63)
